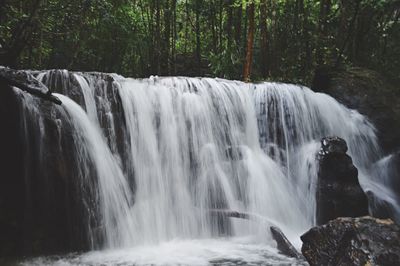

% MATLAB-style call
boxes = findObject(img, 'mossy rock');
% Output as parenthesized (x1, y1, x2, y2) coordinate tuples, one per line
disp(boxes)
(312, 66, 400, 154)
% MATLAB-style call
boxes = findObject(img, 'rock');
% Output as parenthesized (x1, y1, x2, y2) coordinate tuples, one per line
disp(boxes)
(367, 151, 400, 223)
(270, 226, 302, 259)
(301, 216, 400, 266)
(365, 191, 395, 221)
(0, 66, 61, 104)
(316, 136, 368, 225)
(312, 66, 400, 154)
(0, 71, 99, 258)
(320, 136, 348, 155)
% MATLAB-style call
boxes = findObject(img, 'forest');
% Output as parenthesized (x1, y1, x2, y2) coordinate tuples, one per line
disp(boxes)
(1, 0, 399, 84)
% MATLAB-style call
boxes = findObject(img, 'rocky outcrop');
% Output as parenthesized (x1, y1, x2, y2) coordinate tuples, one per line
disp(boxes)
(0, 69, 135, 258)
(312, 67, 400, 154)
(316, 136, 369, 225)
(301, 216, 400, 266)
(0, 66, 61, 104)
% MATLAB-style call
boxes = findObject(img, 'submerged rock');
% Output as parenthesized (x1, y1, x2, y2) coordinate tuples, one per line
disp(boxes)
(316, 136, 368, 225)
(270, 226, 302, 259)
(301, 216, 400, 266)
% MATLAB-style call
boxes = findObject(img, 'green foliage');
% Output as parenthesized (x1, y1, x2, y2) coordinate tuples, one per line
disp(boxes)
(0, 0, 399, 84)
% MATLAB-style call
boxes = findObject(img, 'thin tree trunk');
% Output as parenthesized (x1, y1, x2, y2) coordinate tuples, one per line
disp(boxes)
(316, 0, 331, 66)
(195, 0, 201, 75)
(155, 0, 161, 74)
(164, 0, 171, 75)
(234, 2, 242, 46)
(226, 0, 234, 48)
(260, 0, 269, 77)
(210, 3, 217, 53)
(243, 2, 255, 82)
(171, 0, 177, 75)
(218, 0, 223, 52)
(335, 0, 361, 67)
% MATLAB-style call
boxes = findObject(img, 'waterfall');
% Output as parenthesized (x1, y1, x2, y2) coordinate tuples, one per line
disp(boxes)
(14, 71, 399, 264)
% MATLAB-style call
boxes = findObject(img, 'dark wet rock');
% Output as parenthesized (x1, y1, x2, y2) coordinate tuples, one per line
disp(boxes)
(0, 74, 99, 258)
(320, 136, 348, 155)
(0, 82, 25, 258)
(301, 216, 400, 266)
(312, 66, 400, 154)
(366, 191, 395, 221)
(367, 151, 400, 223)
(0, 70, 138, 258)
(270, 226, 302, 259)
(316, 136, 368, 225)
(0, 66, 61, 104)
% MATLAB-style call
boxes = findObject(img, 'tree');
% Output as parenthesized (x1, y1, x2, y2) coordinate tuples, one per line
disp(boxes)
(0, 0, 398, 84)
(243, 1, 255, 82)
(259, 0, 269, 77)
(195, 0, 202, 75)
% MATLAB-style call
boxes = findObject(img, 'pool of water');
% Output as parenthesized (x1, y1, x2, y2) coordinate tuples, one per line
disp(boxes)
(19, 238, 307, 266)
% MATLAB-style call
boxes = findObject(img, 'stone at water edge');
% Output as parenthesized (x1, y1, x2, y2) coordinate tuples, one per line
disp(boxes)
(270, 226, 303, 259)
(300, 216, 400, 266)
(320, 136, 348, 155)
(316, 136, 369, 225)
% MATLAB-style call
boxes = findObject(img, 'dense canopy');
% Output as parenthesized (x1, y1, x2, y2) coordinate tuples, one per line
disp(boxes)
(0, 0, 399, 84)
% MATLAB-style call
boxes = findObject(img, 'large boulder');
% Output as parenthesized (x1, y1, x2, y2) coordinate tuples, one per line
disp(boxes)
(301, 216, 400, 266)
(312, 66, 400, 154)
(316, 136, 368, 225)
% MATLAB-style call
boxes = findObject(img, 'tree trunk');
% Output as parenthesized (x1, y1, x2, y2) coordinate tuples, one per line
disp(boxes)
(226, 0, 234, 48)
(218, 0, 223, 52)
(316, 0, 331, 66)
(171, 0, 177, 75)
(260, 0, 269, 77)
(155, 0, 161, 74)
(195, 0, 201, 75)
(234, 2, 242, 46)
(163, 0, 171, 75)
(243, 2, 255, 82)
(335, 0, 361, 67)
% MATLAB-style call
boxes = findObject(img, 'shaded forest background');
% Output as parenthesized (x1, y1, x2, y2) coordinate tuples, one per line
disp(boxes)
(0, 0, 399, 84)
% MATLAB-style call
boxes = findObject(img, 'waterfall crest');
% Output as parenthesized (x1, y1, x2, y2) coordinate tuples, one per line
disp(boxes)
(16, 71, 398, 252)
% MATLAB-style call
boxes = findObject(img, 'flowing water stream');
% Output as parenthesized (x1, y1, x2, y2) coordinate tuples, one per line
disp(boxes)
(13, 71, 398, 265)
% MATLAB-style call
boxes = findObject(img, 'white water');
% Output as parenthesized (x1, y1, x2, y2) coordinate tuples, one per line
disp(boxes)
(18, 73, 398, 265)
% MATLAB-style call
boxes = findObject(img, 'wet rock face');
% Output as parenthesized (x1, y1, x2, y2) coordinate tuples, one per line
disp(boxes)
(0, 82, 25, 258)
(0, 72, 100, 257)
(301, 216, 400, 266)
(312, 67, 400, 154)
(316, 136, 368, 225)
(0, 70, 131, 258)
(0, 67, 61, 104)
(320, 136, 348, 154)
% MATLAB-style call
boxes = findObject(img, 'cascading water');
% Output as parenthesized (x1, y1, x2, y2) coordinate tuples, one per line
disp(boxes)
(14, 71, 398, 265)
